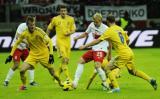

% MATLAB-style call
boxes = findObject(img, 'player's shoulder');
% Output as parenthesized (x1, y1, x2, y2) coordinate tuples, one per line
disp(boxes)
(18, 23, 27, 28)
(16, 23, 27, 33)
(36, 27, 46, 35)
(88, 22, 94, 27)
(101, 23, 108, 28)
(66, 15, 74, 20)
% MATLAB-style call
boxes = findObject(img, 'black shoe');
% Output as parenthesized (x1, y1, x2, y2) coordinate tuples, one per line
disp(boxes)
(30, 81, 38, 86)
(4, 81, 9, 86)
(150, 79, 157, 90)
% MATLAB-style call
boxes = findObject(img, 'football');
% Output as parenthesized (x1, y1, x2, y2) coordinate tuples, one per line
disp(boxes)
(63, 82, 73, 91)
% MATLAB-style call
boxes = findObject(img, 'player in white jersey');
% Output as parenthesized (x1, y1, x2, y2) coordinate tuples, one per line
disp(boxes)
(72, 13, 111, 89)
(4, 23, 37, 86)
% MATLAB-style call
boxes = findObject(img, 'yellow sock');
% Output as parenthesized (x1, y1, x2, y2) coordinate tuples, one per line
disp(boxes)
(135, 70, 151, 82)
(108, 70, 119, 88)
(62, 64, 71, 81)
(106, 78, 111, 85)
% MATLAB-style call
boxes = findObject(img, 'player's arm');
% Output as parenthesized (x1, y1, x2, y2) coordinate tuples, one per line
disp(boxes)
(86, 72, 97, 89)
(74, 32, 88, 41)
(65, 18, 76, 36)
(46, 18, 55, 36)
(124, 31, 129, 45)
(10, 34, 24, 56)
(43, 34, 54, 64)
(79, 39, 102, 50)
(107, 41, 112, 61)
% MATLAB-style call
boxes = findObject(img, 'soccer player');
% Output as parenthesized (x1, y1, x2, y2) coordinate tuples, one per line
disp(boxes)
(47, 5, 76, 82)
(79, 14, 157, 93)
(72, 13, 111, 89)
(4, 22, 37, 86)
(5, 16, 63, 90)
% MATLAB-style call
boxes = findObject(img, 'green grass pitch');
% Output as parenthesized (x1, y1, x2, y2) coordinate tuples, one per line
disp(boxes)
(0, 48, 160, 99)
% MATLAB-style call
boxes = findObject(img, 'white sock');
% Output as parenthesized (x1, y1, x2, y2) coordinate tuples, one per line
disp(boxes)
(96, 67, 106, 82)
(73, 64, 84, 87)
(28, 70, 34, 83)
(5, 68, 15, 81)
(96, 67, 109, 88)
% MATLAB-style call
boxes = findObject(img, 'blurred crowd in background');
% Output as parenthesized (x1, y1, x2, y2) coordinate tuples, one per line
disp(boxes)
(0, 0, 160, 32)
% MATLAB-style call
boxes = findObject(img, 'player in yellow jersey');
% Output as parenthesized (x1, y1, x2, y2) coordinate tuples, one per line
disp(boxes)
(47, 5, 76, 82)
(6, 16, 63, 90)
(79, 15, 157, 93)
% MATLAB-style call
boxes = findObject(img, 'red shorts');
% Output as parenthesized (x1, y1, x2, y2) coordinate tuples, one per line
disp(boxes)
(13, 48, 29, 62)
(82, 50, 106, 63)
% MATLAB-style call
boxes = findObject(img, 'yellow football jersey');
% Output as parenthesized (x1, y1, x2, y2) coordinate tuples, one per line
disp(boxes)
(48, 15, 76, 46)
(99, 24, 133, 58)
(10, 27, 53, 57)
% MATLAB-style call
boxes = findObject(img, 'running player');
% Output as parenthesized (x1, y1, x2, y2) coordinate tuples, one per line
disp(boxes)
(4, 22, 37, 86)
(47, 5, 76, 82)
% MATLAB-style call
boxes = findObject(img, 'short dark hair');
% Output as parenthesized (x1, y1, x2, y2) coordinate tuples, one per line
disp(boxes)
(26, 16, 36, 25)
(106, 14, 115, 23)
(58, 4, 67, 10)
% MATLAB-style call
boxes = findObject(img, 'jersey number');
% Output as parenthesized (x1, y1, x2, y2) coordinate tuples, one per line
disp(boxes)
(118, 32, 124, 44)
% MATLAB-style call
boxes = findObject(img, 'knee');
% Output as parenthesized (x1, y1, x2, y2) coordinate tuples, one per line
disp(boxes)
(12, 62, 20, 70)
(128, 69, 136, 75)
(78, 58, 85, 64)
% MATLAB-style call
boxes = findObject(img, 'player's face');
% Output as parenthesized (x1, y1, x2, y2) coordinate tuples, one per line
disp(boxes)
(27, 21, 36, 33)
(93, 17, 101, 27)
(60, 8, 67, 18)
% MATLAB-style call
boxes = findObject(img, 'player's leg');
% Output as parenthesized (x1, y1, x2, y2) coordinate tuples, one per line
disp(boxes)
(105, 56, 122, 93)
(4, 49, 21, 86)
(102, 58, 121, 89)
(61, 46, 71, 81)
(126, 57, 157, 90)
(57, 46, 71, 81)
(72, 57, 86, 88)
(21, 49, 37, 86)
(93, 51, 109, 90)
(56, 46, 63, 77)
(40, 54, 63, 87)
(19, 62, 33, 90)
(73, 50, 93, 88)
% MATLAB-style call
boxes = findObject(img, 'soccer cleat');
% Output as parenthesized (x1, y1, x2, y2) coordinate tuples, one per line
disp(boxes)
(150, 79, 157, 90)
(3, 81, 9, 86)
(19, 85, 27, 90)
(72, 81, 77, 89)
(30, 81, 38, 86)
(107, 88, 120, 93)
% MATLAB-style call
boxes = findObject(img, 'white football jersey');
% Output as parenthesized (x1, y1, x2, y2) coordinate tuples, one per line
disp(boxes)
(85, 22, 109, 52)
(12, 23, 28, 50)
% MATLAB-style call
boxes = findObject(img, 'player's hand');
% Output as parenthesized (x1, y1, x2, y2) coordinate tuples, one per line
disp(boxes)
(48, 54, 54, 64)
(5, 55, 12, 64)
(79, 45, 86, 50)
